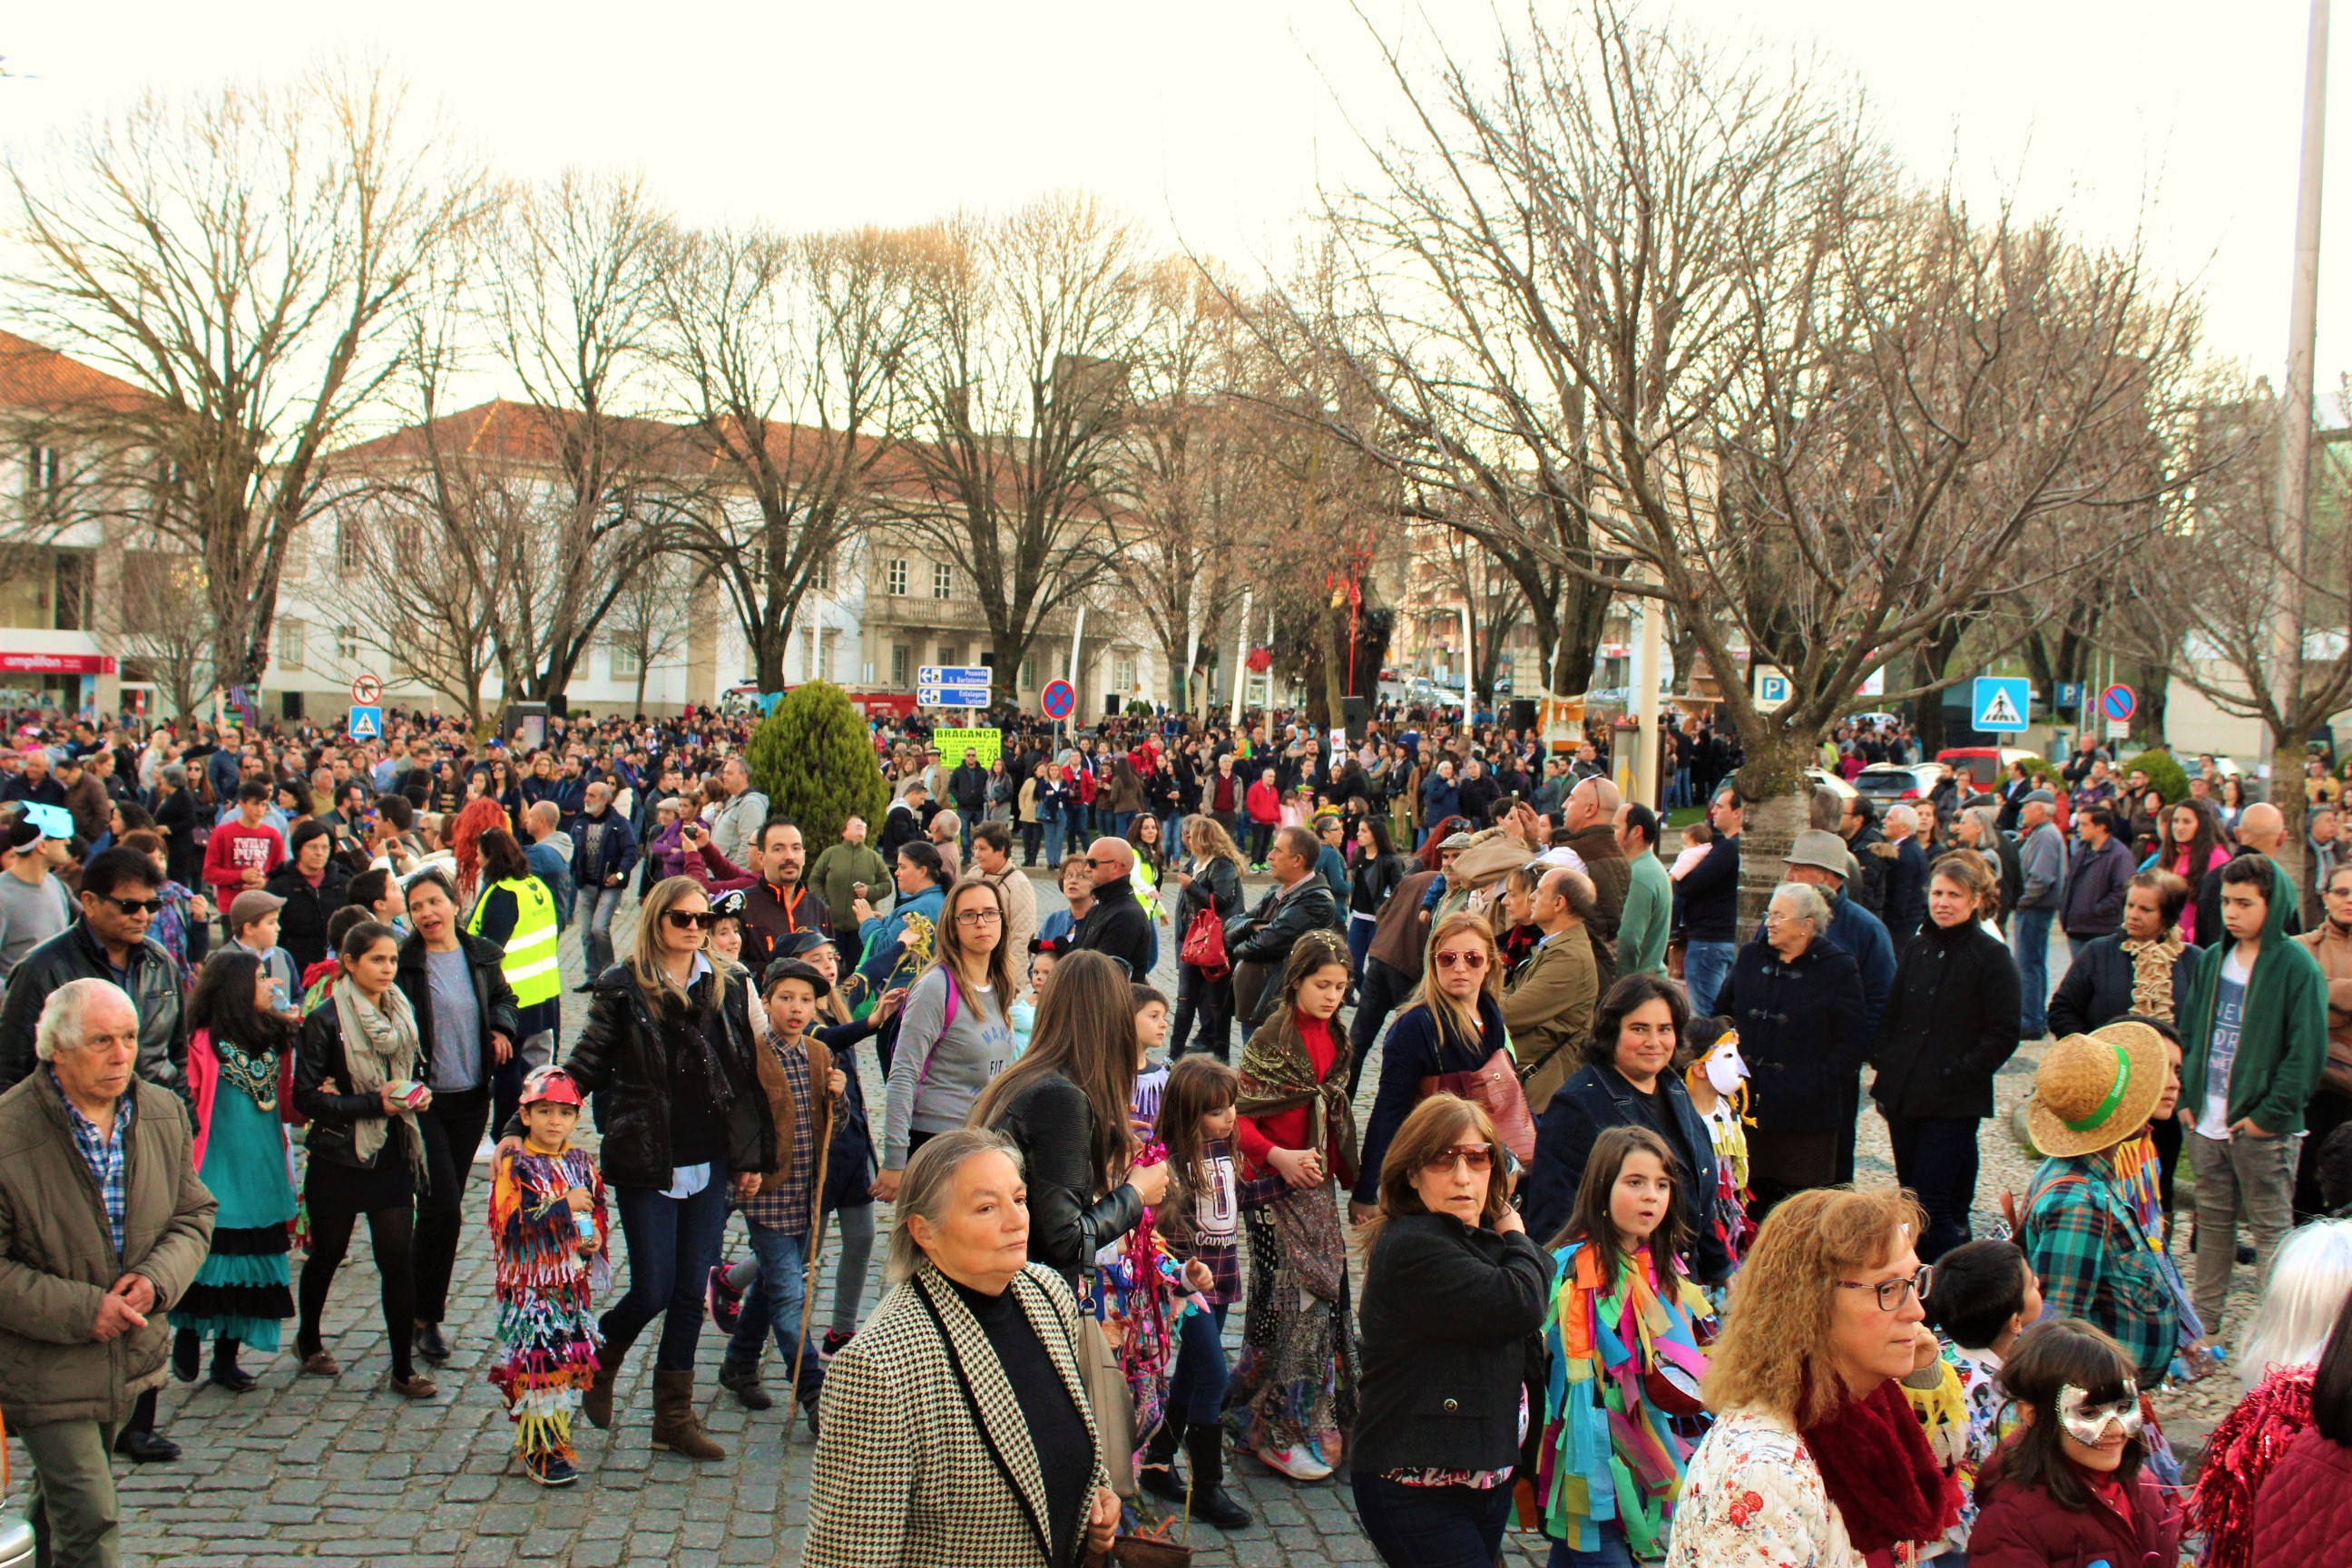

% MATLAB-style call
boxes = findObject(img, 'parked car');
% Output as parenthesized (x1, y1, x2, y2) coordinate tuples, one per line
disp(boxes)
(1852, 763, 1945, 803)
(1804, 767, 1857, 801)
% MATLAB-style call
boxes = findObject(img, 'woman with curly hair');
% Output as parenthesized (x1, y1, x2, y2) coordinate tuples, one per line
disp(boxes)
(1666, 1186, 1964, 1566)
(447, 796, 512, 907)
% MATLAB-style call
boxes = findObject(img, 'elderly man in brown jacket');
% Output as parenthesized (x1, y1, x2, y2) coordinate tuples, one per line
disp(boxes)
(1504, 866, 1603, 1112)
(0, 978, 214, 1568)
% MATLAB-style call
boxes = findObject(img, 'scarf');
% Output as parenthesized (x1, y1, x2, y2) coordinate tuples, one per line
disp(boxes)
(1798, 1378, 1962, 1565)
(1235, 1008, 1357, 1189)
(330, 975, 425, 1172)
(2119, 930, 2184, 1023)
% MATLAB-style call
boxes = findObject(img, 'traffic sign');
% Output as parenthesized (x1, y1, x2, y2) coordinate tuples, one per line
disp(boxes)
(1041, 679, 1077, 720)
(2105, 718, 2131, 742)
(1751, 666, 1791, 707)
(915, 683, 990, 709)
(347, 704, 383, 741)
(2055, 681, 2083, 710)
(2099, 684, 2138, 723)
(917, 664, 990, 689)
(350, 671, 383, 706)
(1972, 677, 2030, 732)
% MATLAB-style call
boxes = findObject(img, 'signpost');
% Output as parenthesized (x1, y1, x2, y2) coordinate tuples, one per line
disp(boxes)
(2098, 683, 2137, 745)
(1040, 680, 1077, 721)
(348, 671, 385, 742)
(350, 672, 383, 707)
(2055, 681, 2083, 711)
(916, 664, 991, 710)
(933, 727, 1002, 769)
(1972, 677, 2030, 733)
(1752, 666, 1791, 707)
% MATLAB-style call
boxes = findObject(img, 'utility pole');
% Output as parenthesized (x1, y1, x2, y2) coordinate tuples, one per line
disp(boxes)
(2272, 0, 2330, 801)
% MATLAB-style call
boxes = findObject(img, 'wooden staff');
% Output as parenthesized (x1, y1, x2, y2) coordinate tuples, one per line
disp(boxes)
(782, 1076, 837, 1431)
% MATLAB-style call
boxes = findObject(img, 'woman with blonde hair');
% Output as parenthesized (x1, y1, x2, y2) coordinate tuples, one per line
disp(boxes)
(1170, 813, 1248, 1062)
(508, 876, 771, 1459)
(1667, 1187, 1964, 1566)
(1351, 911, 1511, 1222)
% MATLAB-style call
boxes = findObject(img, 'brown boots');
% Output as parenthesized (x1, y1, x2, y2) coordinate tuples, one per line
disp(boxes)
(650, 1370, 725, 1461)
(583, 1358, 619, 1429)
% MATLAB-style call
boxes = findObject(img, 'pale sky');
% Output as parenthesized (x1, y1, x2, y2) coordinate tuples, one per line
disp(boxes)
(1, 1, 2343, 390)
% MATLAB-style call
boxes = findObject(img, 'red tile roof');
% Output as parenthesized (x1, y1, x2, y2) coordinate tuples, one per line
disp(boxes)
(0, 330, 151, 414)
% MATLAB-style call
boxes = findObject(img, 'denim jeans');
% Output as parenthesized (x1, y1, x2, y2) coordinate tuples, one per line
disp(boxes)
(1347, 913, 1377, 986)
(604, 1164, 732, 1372)
(1165, 1302, 1230, 1424)
(1548, 1524, 1635, 1567)
(2009, 906, 2055, 1036)
(1110, 811, 1135, 842)
(1353, 1473, 1516, 1568)
(580, 882, 627, 977)
(2189, 1130, 2298, 1329)
(726, 1220, 822, 1400)
(1682, 939, 1738, 1019)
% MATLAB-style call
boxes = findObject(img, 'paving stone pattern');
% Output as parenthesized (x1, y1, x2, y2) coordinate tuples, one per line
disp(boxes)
(48, 881, 2252, 1566)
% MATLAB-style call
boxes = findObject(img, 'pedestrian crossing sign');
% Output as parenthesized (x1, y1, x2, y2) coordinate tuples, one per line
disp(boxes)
(1971, 678, 2029, 732)
(348, 704, 383, 740)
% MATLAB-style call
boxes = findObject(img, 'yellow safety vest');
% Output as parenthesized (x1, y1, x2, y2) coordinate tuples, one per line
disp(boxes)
(468, 875, 561, 1009)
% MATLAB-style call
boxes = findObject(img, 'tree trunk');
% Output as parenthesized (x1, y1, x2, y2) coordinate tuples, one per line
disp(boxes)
(1733, 736, 1816, 929)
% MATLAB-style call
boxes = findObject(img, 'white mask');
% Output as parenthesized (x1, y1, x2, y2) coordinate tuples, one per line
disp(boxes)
(1704, 1031, 1749, 1097)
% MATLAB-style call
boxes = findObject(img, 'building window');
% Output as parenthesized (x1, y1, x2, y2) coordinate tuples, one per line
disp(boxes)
(51, 552, 89, 632)
(611, 642, 642, 679)
(1113, 653, 1137, 691)
(337, 522, 363, 574)
(1020, 660, 1035, 690)
(335, 623, 358, 662)
(24, 446, 61, 511)
(932, 563, 953, 600)
(817, 631, 835, 681)
(815, 554, 833, 593)
(278, 618, 306, 671)
(885, 558, 907, 597)
(936, 643, 956, 668)
(891, 645, 909, 688)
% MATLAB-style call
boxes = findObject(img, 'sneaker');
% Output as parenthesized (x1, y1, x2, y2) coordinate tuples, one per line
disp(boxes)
(1254, 1443, 1333, 1482)
(822, 1328, 855, 1356)
(708, 1265, 745, 1335)
(525, 1453, 578, 1488)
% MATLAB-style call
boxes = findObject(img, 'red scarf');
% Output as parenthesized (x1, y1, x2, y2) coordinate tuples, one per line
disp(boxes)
(1799, 1379, 1962, 1566)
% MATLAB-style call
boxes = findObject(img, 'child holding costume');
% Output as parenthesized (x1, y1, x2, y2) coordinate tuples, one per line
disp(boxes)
(487, 1066, 609, 1487)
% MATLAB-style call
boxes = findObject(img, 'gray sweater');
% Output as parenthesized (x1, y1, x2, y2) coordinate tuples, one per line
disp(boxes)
(0, 871, 72, 981)
(2016, 822, 2067, 911)
(881, 965, 1014, 1170)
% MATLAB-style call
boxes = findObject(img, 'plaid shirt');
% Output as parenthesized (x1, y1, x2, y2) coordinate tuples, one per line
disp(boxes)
(2019, 1146, 2180, 1386)
(53, 1068, 133, 1256)
(740, 1032, 815, 1240)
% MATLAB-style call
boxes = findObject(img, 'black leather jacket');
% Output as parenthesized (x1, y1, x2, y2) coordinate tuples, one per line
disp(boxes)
(0, 922, 187, 1096)
(538, 962, 774, 1190)
(989, 1071, 1144, 1296)
(1229, 876, 1343, 966)
(394, 934, 522, 1095)
(294, 1001, 425, 1173)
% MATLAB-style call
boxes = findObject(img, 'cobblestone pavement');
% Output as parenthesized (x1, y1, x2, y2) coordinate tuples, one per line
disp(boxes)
(54, 884, 2251, 1566)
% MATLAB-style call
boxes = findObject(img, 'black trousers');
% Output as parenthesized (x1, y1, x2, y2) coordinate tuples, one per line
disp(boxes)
(301, 1204, 417, 1381)
(411, 1086, 491, 1326)
(2297, 1088, 2352, 1220)
(1886, 1113, 1981, 1261)
(1020, 820, 1043, 865)
(1348, 956, 1415, 1099)
(1171, 961, 1233, 1063)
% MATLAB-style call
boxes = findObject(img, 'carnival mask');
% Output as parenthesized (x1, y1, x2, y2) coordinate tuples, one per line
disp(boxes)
(2056, 1382, 2142, 1446)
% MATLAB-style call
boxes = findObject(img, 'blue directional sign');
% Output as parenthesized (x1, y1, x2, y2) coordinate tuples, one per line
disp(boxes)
(916, 665, 990, 709)
(347, 705, 384, 740)
(1972, 677, 2030, 733)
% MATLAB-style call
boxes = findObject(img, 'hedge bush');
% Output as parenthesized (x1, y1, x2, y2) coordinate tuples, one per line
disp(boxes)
(745, 682, 889, 854)
(2130, 747, 2191, 806)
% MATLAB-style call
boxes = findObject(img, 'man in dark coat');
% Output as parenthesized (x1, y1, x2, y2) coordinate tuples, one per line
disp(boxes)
(1839, 793, 1889, 917)
(1558, 776, 1630, 980)
(2061, 805, 2137, 947)
(1069, 837, 1153, 980)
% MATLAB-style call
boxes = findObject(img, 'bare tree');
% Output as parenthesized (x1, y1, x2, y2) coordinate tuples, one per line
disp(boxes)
(1296, 4, 2201, 913)
(657, 223, 923, 691)
(602, 550, 694, 712)
(481, 170, 683, 702)
(106, 549, 217, 720)
(3, 65, 484, 693)
(887, 195, 1144, 703)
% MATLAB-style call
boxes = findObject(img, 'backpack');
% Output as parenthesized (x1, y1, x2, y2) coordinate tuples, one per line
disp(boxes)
(871, 965, 962, 1081)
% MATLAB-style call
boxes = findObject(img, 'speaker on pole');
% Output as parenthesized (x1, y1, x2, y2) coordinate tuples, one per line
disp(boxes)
(1340, 695, 1367, 743)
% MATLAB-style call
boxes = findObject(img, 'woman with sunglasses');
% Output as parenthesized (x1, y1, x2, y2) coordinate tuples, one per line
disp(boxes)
(1351, 912, 1511, 1226)
(1352, 1093, 1548, 1568)
(1666, 1187, 1963, 1567)
(514, 876, 771, 1460)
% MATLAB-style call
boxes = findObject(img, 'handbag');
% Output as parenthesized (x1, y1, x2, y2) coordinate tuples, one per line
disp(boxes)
(1178, 906, 1229, 979)
(2326, 1034, 2352, 1100)
(1419, 1047, 1537, 1164)
(1075, 1310, 1138, 1503)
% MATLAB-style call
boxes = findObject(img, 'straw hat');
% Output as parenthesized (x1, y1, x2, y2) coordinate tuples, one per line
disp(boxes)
(2026, 1022, 2170, 1159)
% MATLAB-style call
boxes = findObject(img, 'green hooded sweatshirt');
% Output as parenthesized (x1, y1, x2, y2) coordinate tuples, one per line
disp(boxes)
(2178, 858, 2330, 1136)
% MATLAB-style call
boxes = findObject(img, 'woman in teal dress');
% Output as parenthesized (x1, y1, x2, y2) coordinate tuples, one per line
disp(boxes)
(172, 947, 300, 1389)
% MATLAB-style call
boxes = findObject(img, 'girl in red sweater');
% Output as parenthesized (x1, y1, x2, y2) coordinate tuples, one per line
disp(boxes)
(1967, 1318, 2183, 1568)
(1231, 929, 1358, 1481)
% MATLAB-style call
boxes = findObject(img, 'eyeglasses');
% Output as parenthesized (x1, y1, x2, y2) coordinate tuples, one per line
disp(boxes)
(1432, 949, 1488, 971)
(1420, 1143, 1494, 1174)
(662, 910, 718, 931)
(92, 894, 163, 916)
(1836, 1265, 1935, 1313)
(955, 908, 1002, 926)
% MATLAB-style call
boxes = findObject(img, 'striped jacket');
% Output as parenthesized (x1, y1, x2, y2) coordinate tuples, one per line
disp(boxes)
(804, 1261, 1108, 1568)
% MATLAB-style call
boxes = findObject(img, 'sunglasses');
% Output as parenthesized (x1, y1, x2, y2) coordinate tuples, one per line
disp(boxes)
(662, 910, 718, 931)
(1432, 949, 1489, 971)
(92, 894, 163, 916)
(1420, 1143, 1494, 1174)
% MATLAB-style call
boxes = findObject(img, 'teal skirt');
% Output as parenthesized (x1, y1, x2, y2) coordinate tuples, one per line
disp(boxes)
(170, 1083, 297, 1348)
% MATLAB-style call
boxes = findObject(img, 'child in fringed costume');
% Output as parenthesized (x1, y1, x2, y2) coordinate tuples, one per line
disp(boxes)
(1228, 931, 1360, 1483)
(1540, 1125, 1719, 1562)
(487, 1067, 609, 1488)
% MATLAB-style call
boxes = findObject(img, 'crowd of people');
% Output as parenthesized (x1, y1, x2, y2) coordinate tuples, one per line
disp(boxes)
(3, 695, 2352, 1567)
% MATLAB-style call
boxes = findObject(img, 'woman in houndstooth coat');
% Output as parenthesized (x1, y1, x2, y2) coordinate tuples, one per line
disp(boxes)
(806, 1129, 1119, 1568)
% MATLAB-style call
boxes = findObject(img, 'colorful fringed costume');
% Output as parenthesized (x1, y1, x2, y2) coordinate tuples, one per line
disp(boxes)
(1539, 1240, 1717, 1559)
(1086, 1134, 1188, 1444)
(486, 1146, 610, 1465)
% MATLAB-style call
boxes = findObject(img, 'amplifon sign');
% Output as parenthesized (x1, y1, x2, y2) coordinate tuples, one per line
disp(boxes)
(0, 652, 115, 675)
